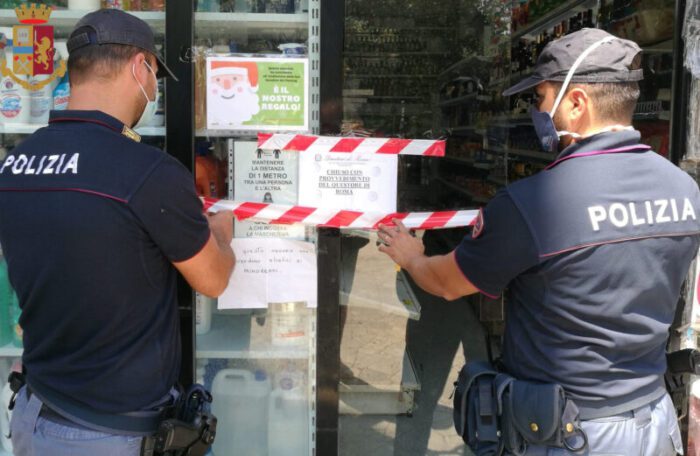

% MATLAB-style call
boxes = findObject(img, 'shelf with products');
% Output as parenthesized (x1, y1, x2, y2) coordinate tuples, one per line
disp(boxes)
(0, 123, 165, 136)
(642, 39, 673, 54)
(487, 175, 508, 186)
(194, 12, 308, 33)
(436, 177, 491, 204)
(0, 9, 165, 34)
(346, 74, 437, 79)
(344, 52, 451, 58)
(196, 313, 310, 359)
(449, 126, 487, 136)
(438, 56, 492, 80)
(0, 342, 21, 358)
(511, 0, 598, 41)
(438, 93, 480, 109)
(486, 146, 555, 162)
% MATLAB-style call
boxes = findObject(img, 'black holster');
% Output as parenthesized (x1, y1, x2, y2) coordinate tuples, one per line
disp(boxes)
(140, 384, 217, 456)
(452, 361, 587, 456)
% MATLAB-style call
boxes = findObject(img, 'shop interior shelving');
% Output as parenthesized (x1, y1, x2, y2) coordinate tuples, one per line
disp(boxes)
(196, 312, 310, 360)
(0, 123, 165, 136)
(434, 0, 676, 232)
(0, 8, 164, 32)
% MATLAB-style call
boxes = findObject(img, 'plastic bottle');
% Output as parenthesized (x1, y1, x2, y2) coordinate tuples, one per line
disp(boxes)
(269, 363, 308, 455)
(0, 50, 31, 125)
(0, 251, 14, 347)
(52, 71, 70, 111)
(68, 0, 101, 9)
(0, 382, 12, 453)
(9, 291, 21, 347)
(29, 74, 55, 124)
(195, 293, 213, 335)
(211, 369, 270, 456)
(269, 302, 307, 347)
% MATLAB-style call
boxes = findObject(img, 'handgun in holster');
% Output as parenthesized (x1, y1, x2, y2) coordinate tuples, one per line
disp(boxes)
(141, 384, 217, 456)
(666, 349, 700, 375)
(665, 349, 700, 420)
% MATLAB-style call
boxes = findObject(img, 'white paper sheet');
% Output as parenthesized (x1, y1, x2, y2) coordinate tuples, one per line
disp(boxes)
(218, 238, 317, 309)
(298, 151, 398, 213)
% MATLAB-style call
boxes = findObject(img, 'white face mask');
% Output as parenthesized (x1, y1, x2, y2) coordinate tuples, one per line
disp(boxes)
(132, 61, 158, 130)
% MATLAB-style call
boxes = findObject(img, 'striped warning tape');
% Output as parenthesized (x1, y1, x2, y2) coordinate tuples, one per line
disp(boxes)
(203, 198, 479, 230)
(257, 133, 446, 156)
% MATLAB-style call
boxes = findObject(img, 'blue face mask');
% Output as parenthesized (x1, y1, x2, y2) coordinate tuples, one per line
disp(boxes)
(530, 36, 617, 153)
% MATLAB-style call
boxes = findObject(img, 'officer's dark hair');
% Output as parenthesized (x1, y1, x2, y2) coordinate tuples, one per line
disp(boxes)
(551, 81, 640, 124)
(68, 37, 147, 86)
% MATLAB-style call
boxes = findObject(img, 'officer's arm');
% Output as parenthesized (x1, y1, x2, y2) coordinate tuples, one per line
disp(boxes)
(403, 253, 479, 301)
(173, 211, 236, 298)
(378, 220, 478, 301)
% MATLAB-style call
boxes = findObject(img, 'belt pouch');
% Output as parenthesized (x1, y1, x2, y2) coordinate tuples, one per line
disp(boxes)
(503, 380, 581, 452)
(453, 361, 500, 456)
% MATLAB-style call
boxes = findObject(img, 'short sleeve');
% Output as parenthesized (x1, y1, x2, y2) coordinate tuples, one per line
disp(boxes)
(454, 190, 539, 297)
(130, 157, 211, 262)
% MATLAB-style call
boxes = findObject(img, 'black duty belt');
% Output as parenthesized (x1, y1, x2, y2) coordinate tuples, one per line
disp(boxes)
(8, 372, 174, 436)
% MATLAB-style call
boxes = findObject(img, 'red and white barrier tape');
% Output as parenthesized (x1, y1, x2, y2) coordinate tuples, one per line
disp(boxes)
(203, 198, 479, 230)
(257, 133, 446, 156)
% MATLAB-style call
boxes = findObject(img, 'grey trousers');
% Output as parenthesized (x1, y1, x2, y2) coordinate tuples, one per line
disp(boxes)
(520, 393, 684, 456)
(10, 387, 143, 456)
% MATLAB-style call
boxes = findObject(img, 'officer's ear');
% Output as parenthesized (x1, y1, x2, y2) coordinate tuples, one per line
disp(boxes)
(566, 87, 590, 123)
(130, 52, 151, 85)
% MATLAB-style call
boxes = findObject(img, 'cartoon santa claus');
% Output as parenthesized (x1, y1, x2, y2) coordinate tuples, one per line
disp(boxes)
(207, 61, 260, 128)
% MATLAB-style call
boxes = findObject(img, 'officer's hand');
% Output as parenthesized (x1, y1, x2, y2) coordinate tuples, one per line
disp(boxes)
(207, 210, 234, 246)
(377, 219, 425, 268)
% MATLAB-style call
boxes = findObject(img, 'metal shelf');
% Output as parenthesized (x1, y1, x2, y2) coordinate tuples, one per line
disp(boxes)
(196, 313, 310, 360)
(487, 175, 508, 186)
(511, 0, 597, 40)
(344, 51, 450, 57)
(0, 9, 165, 34)
(438, 55, 491, 79)
(642, 39, 673, 54)
(195, 12, 308, 32)
(449, 126, 486, 136)
(0, 123, 165, 137)
(437, 177, 491, 204)
(443, 156, 475, 166)
(0, 342, 21, 358)
(438, 93, 478, 108)
(487, 146, 554, 162)
(346, 74, 437, 79)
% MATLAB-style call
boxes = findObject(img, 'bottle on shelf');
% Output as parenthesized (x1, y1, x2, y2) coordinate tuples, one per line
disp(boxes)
(0, 249, 15, 348)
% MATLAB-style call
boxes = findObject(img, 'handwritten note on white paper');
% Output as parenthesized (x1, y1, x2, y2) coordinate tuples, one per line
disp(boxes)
(218, 238, 317, 309)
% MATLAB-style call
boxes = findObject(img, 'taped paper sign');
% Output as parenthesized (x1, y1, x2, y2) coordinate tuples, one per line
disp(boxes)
(206, 56, 308, 132)
(298, 152, 398, 213)
(232, 140, 304, 239)
(218, 238, 317, 309)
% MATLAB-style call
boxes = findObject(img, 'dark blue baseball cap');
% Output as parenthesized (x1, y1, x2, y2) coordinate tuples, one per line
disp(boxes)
(503, 28, 642, 96)
(67, 9, 177, 80)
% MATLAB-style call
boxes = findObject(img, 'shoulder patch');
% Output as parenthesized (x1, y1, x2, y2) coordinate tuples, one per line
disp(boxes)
(121, 126, 142, 143)
(472, 208, 485, 239)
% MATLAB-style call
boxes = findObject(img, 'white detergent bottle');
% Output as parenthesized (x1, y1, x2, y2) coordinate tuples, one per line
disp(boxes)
(0, 50, 30, 125)
(195, 293, 213, 335)
(268, 365, 309, 455)
(0, 382, 12, 453)
(211, 369, 270, 456)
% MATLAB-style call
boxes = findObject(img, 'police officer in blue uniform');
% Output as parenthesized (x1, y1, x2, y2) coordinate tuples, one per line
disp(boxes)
(378, 28, 700, 455)
(0, 10, 235, 456)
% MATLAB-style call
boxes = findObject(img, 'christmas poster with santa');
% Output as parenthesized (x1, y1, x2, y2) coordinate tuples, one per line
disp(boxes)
(206, 57, 308, 132)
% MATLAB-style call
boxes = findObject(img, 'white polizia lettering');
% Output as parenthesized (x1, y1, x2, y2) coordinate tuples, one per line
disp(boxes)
(0, 153, 79, 176)
(588, 198, 697, 231)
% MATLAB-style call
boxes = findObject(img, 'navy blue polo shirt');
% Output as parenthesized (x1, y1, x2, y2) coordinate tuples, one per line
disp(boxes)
(455, 130, 700, 419)
(0, 111, 210, 416)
